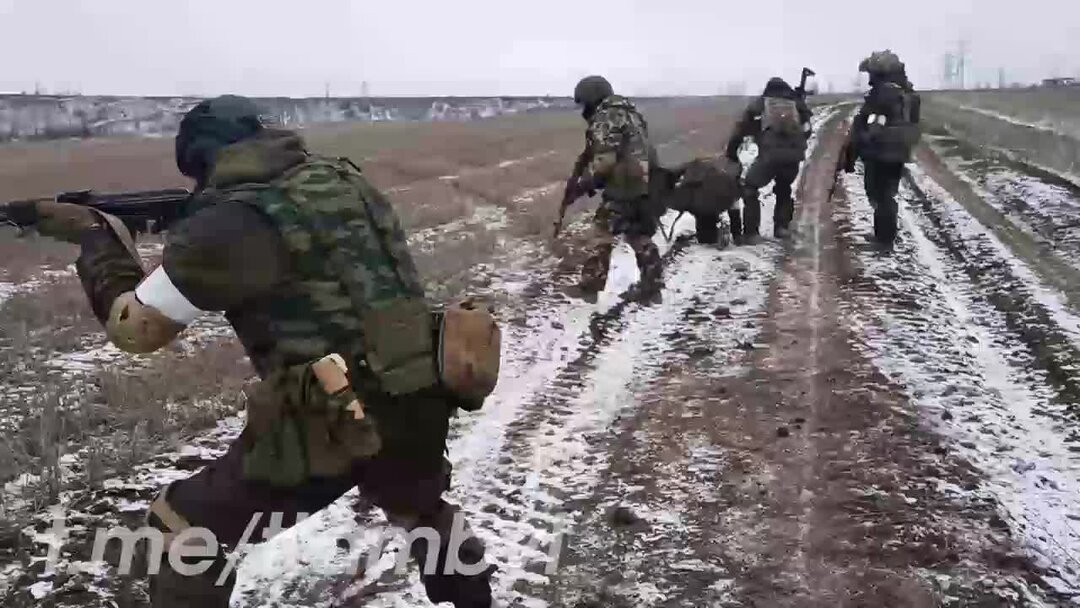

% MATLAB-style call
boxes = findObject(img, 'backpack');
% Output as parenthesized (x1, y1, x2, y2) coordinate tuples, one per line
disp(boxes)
(860, 83, 921, 163)
(665, 156, 741, 217)
(759, 97, 807, 159)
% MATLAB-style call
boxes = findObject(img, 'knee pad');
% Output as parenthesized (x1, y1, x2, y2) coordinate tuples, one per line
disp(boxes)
(107, 291, 186, 354)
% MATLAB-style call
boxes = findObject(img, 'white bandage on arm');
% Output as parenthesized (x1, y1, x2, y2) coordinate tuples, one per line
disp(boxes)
(134, 265, 204, 325)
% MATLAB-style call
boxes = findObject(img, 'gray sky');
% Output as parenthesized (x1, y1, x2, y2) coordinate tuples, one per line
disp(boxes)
(1, 0, 1077, 97)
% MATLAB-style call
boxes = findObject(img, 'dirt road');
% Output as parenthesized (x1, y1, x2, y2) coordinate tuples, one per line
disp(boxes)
(5, 101, 1080, 607)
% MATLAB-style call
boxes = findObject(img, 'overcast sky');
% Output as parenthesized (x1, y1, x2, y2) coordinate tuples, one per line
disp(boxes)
(1, 0, 1077, 98)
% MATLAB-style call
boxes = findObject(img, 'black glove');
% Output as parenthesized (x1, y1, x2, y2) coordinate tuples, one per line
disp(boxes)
(7, 200, 100, 242)
(4, 200, 39, 226)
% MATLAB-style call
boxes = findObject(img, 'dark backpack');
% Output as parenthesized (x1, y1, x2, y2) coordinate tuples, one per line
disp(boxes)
(860, 84, 921, 163)
(664, 156, 741, 217)
(759, 97, 807, 160)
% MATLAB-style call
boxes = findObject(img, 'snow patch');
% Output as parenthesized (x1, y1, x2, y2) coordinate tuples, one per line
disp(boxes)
(840, 163, 1080, 596)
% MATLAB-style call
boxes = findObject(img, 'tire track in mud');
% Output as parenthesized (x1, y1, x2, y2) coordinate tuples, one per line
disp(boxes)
(664, 110, 1058, 607)
(440, 110, 848, 607)
(915, 137, 1080, 313)
(925, 131, 1080, 257)
(515, 107, 1067, 608)
(901, 166, 1080, 421)
(535, 246, 777, 608)
(834, 158, 1080, 602)
(540, 110, 855, 608)
(444, 109, 845, 608)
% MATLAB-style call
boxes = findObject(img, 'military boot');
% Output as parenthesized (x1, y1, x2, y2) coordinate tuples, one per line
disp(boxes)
(773, 192, 795, 236)
(577, 243, 614, 301)
(727, 207, 744, 246)
(633, 243, 664, 303)
(409, 504, 496, 608)
(742, 196, 762, 244)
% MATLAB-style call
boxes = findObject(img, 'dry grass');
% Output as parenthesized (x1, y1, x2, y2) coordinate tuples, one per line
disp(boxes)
(0, 335, 251, 514)
(0, 230, 79, 283)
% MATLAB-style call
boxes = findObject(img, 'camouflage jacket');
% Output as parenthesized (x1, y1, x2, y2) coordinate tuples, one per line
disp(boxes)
(77, 129, 427, 382)
(579, 95, 653, 201)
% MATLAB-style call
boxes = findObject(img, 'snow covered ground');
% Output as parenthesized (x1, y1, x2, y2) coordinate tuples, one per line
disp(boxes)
(6, 101, 1080, 607)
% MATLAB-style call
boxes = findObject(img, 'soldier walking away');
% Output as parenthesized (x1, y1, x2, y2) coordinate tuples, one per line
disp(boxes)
(560, 75, 663, 302)
(725, 77, 813, 243)
(843, 50, 922, 247)
(5, 96, 502, 607)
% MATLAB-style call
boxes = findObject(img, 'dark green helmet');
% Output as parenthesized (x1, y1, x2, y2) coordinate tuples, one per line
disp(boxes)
(573, 75, 614, 107)
(176, 95, 264, 182)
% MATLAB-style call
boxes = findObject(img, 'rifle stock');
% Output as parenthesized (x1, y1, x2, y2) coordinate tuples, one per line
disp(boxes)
(1, 188, 192, 235)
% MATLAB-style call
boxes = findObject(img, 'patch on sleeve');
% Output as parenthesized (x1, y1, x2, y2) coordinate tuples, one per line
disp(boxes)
(135, 266, 203, 324)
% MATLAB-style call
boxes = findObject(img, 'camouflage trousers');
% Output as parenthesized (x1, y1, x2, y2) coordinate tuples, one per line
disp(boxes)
(580, 204, 662, 293)
(140, 398, 493, 608)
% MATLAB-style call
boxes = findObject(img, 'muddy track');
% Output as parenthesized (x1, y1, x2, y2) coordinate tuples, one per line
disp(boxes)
(544, 108, 1070, 608)
(916, 137, 1080, 313)
(833, 149, 1080, 600)
(900, 169, 1080, 422)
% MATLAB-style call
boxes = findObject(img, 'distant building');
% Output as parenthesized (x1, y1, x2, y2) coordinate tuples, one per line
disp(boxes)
(1041, 77, 1079, 88)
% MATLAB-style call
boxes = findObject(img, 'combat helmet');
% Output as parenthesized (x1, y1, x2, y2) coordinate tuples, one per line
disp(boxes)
(859, 50, 905, 77)
(573, 75, 614, 108)
(176, 95, 265, 184)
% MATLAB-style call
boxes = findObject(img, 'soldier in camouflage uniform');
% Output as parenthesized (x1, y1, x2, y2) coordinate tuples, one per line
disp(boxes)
(566, 75, 662, 301)
(9, 96, 497, 608)
(726, 77, 813, 243)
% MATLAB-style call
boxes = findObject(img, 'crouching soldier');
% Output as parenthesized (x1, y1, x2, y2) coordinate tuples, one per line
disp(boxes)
(6, 96, 503, 608)
(560, 75, 664, 302)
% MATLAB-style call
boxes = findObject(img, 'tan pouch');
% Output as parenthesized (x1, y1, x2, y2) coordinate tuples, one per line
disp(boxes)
(363, 298, 439, 395)
(241, 354, 381, 487)
(438, 299, 502, 409)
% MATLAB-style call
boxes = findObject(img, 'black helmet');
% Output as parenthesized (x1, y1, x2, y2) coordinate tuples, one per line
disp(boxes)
(573, 75, 614, 107)
(763, 77, 793, 96)
(176, 95, 264, 183)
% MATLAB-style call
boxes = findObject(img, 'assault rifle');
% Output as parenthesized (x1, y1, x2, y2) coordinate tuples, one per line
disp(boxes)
(552, 154, 595, 238)
(795, 67, 817, 100)
(1, 188, 193, 235)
